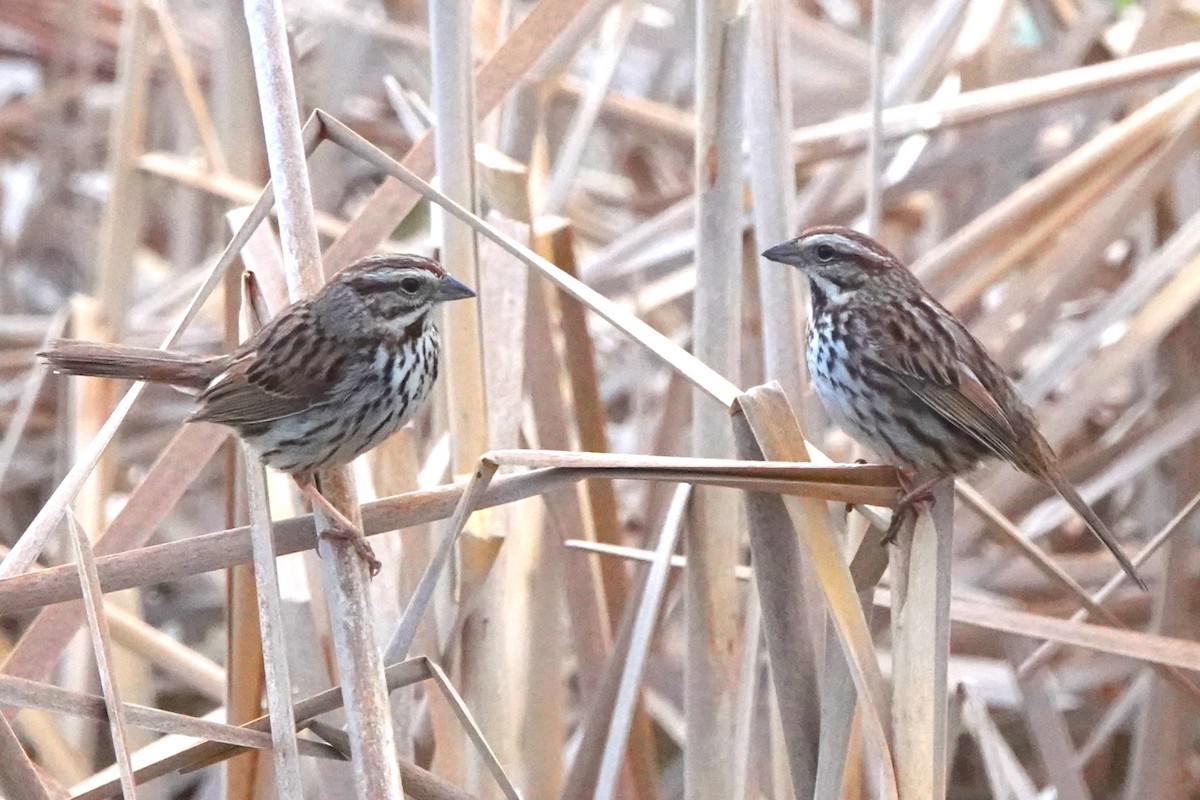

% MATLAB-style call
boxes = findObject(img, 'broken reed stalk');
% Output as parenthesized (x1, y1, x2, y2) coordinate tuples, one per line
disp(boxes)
(1123, 327, 1200, 796)
(978, 110, 1200, 362)
(730, 581, 764, 800)
(95, 0, 151, 333)
(241, 1, 401, 798)
(317, 110, 742, 405)
(137, 151, 349, 238)
(0, 673, 311, 754)
(0, 423, 229, 733)
(734, 385, 899, 800)
(1019, 488, 1200, 676)
(66, 299, 134, 763)
(540, 207, 630, 629)
(733, 425, 821, 797)
(425, 4, 512, 790)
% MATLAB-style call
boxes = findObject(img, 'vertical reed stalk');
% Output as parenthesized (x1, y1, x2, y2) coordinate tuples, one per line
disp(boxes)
(687, 5, 747, 799)
(242, 2, 402, 797)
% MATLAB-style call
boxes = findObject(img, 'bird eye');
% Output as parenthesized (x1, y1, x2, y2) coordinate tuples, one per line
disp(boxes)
(400, 277, 422, 293)
(815, 244, 836, 262)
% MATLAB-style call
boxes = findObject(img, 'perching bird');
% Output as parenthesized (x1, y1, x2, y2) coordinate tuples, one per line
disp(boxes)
(762, 226, 1145, 590)
(41, 253, 476, 574)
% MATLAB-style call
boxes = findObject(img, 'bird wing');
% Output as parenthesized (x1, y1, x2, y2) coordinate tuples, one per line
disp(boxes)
(867, 306, 1147, 589)
(190, 310, 347, 427)
(869, 319, 1027, 467)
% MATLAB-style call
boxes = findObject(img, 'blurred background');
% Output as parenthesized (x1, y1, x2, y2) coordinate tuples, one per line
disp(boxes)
(3, 1, 1200, 798)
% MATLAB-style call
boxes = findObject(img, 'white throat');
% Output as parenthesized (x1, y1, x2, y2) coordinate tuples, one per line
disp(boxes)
(810, 274, 857, 305)
(383, 308, 430, 335)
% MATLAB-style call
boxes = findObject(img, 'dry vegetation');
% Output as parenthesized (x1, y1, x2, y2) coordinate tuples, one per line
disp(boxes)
(3, 0, 1200, 798)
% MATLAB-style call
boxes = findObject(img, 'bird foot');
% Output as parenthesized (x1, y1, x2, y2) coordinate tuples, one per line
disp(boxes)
(881, 493, 931, 545)
(881, 475, 946, 546)
(319, 522, 382, 577)
(295, 476, 382, 577)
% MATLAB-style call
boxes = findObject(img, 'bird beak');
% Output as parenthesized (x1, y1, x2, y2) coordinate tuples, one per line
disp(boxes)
(434, 274, 477, 302)
(761, 240, 801, 265)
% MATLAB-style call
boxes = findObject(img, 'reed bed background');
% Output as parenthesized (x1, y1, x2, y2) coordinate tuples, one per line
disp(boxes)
(2, 1, 1200, 798)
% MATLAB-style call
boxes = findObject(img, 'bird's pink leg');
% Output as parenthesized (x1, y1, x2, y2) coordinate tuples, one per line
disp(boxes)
(293, 474, 381, 576)
(882, 472, 951, 546)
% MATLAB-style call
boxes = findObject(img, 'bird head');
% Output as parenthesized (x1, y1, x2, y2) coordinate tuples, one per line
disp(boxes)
(338, 253, 476, 331)
(761, 226, 913, 302)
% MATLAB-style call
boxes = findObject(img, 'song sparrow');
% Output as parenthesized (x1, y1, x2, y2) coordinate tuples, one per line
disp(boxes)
(762, 226, 1146, 590)
(41, 254, 476, 575)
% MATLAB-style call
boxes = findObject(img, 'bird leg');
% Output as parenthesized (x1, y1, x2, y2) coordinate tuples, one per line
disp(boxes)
(294, 474, 382, 577)
(882, 473, 950, 546)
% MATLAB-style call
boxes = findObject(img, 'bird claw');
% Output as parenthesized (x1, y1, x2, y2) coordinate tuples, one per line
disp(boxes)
(882, 509, 915, 546)
(295, 476, 382, 577)
(319, 522, 382, 577)
(881, 487, 937, 546)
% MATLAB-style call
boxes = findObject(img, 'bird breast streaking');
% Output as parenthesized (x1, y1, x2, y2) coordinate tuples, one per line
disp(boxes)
(40, 253, 476, 575)
(762, 226, 1146, 590)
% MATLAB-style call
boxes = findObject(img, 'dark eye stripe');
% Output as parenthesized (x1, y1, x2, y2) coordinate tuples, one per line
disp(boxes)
(348, 277, 402, 296)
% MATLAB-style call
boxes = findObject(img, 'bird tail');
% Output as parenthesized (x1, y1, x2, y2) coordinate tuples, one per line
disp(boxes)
(39, 340, 219, 391)
(1043, 465, 1146, 591)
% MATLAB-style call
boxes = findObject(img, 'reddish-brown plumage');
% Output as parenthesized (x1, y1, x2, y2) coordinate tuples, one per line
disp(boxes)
(762, 226, 1146, 590)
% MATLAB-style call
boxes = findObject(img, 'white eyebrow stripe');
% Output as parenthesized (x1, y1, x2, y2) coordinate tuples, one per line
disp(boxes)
(812, 233, 865, 257)
(809, 232, 886, 261)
